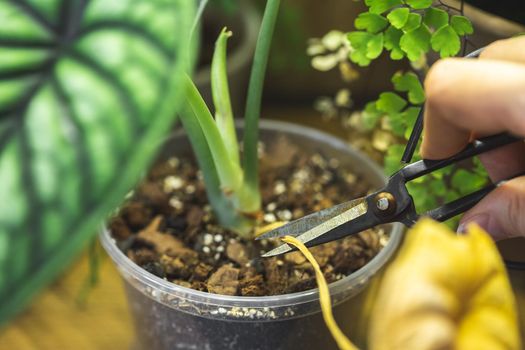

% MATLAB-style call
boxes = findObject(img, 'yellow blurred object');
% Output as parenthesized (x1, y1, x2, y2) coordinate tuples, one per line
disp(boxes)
(369, 218, 522, 350)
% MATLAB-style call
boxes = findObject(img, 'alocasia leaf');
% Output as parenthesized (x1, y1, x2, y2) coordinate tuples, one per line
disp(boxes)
(387, 8, 410, 29)
(450, 15, 474, 35)
(431, 24, 461, 57)
(400, 24, 431, 61)
(355, 12, 388, 34)
(0, 0, 194, 323)
(423, 7, 449, 30)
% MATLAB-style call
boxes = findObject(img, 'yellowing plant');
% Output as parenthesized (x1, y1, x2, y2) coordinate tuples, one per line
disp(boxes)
(369, 219, 521, 350)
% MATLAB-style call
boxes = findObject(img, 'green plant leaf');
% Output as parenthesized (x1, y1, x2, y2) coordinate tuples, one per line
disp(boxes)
(243, 0, 280, 214)
(423, 8, 449, 30)
(431, 24, 461, 57)
(387, 8, 410, 29)
(365, 0, 404, 14)
(347, 31, 374, 66)
(212, 28, 240, 166)
(184, 76, 243, 194)
(402, 13, 422, 32)
(362, 101, 382, 129)
(0, 0, 195, 323)
(355, 12, 388, 33)
(451, 169, 488, 195)
(367, 33, 384, 59)
(377, 92, 407, 114)
(405, 0, 433, 10)
(400, 24, 431, 61)
(384, 26, 405, 59)
(402, 107, 421, 139)
(392, 72, 425, 104)
(450, 15, 474, 35)
(384, 144, 405, 174)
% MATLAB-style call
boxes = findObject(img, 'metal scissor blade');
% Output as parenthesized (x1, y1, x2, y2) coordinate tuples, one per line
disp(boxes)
(256, 198, 367, 241)
(262, 198, 372, 257)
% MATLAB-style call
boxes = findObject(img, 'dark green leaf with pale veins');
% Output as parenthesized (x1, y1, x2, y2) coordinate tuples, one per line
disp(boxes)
(0, 0, 194, 323)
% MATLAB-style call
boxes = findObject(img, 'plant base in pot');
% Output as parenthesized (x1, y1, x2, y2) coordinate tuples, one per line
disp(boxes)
(101, 120, 403, 350)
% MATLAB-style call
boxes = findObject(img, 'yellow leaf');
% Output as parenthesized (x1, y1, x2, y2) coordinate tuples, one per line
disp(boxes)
(369, 218, 521, 350)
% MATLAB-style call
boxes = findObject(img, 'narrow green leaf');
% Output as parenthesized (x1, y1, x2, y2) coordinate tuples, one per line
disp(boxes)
(367, 33, 384, 59)
(184, 76, 243, 193)
(387, 8, 410, 29)
(423, 8, 449, 30)
(376, 92, 407, 114)
(405, 0, 433, 10)
(431, 24, 461, 57)
(243, 0, 280, 213)
(400, 24, 431, 61)
(355, 12, 388, 33)
(392, 72, 425, 104)
(384, 26, 405, 60)
(365, 0, 404, 14)
(450, 15, 474, 35)
(403, 13, 422, 32)
(347, 31, 374, 66)
(179, 105, 251, 235)
(211, 27, 240, 166)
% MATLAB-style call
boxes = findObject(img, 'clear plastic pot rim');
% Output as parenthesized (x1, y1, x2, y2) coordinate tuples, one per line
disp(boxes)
(99, 120, 404, 317)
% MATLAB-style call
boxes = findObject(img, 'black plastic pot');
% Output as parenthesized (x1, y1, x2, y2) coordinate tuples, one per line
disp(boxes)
(101, 120, 404, 350)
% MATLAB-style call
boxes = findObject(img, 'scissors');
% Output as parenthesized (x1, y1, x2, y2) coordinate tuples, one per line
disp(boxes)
(258, 132, 522, 258)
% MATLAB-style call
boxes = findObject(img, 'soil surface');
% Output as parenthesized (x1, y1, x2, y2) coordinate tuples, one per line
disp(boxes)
(110, 143, 388, 296)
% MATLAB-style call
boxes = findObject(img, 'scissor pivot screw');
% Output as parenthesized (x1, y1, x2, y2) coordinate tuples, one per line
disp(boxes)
(374, 192, 396, 216)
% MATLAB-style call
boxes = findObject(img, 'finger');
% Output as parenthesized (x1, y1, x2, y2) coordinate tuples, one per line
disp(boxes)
(421, 59, 525, 160)
(458, 176, 525, 240)
(480, 36, 525, 64)
(478, 142, 525, 182)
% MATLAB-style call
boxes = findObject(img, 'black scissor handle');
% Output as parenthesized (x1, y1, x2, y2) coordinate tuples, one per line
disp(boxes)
(399, 133, 522, 182)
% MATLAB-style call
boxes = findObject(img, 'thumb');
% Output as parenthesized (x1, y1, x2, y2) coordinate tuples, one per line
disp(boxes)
(458, 177, 525, 241)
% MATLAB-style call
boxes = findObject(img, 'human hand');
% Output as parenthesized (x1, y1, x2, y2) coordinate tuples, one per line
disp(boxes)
(421, 36, 525, 240)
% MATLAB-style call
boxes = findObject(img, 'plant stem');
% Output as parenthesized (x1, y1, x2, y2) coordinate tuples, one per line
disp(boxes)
(242, 0, 280, 211)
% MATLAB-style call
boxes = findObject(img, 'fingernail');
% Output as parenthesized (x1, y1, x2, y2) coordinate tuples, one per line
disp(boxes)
(457, 214, 490, 234)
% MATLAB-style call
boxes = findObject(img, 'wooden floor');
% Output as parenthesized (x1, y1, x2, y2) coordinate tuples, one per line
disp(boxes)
(0, 246, 134, 350)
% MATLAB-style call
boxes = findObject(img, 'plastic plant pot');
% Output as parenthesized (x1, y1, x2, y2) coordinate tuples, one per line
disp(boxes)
(100, 120, 404, 350)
